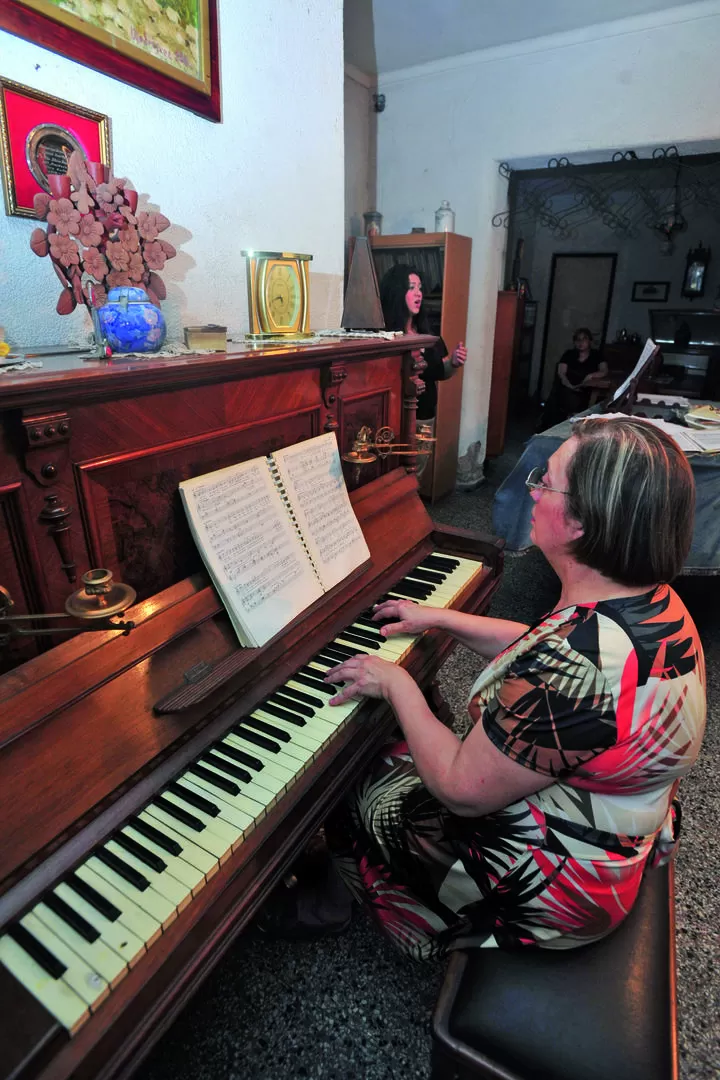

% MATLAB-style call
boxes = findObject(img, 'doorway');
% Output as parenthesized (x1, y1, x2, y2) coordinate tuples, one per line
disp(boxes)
(539, 253, 617, 401)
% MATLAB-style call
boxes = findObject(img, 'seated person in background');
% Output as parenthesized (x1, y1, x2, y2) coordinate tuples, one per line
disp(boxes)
(317, 417, 705, 960)
(539, 327, 608, 430)
(379, 264, 466, 441)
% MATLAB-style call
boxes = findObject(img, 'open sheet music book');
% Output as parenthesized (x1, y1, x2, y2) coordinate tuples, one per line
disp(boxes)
(179, 432, 371, 647)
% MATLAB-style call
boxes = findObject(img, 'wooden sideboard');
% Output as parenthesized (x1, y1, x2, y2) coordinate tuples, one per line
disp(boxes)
(0, 336, 431, 673)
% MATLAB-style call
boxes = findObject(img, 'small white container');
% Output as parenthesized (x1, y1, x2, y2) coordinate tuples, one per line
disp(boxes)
(435, 200, 455, 233)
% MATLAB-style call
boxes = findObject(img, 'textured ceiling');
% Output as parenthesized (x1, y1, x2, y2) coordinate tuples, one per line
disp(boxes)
(344, 0, 706, 75)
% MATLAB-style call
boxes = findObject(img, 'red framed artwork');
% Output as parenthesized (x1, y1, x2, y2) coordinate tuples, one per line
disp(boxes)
(0, 0, 220, 122)
(0, 78, 111, 217)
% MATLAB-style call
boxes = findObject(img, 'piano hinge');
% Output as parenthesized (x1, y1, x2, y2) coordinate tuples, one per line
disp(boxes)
(183, 660, 213, 684)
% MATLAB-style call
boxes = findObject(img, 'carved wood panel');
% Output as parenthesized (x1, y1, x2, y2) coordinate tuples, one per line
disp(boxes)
(0, 482, 43, 673)
(77, 408, 322, 600)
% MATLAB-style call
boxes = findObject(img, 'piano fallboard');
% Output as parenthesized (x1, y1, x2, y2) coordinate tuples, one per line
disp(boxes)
(0, 466, 503, 1080)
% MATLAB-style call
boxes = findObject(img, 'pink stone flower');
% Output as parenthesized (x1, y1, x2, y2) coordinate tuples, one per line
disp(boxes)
(106, 241, 131, 270)
(119, 226, 140, 252)
(143, 241, 167, 270)
(71, 183, 95, 216)
(82, 247, 108, 280)
(49, 233, 80, 267)
(47, 198, 81, 236)
(96, 181, 123, 214)
(137, 211, 170, 241)
(107, 270, 132, 288)
(77, 214, 104, 247)
(127, 251, 145, 282)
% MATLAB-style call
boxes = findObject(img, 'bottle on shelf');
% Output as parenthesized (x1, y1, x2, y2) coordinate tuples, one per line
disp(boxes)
(435, 200, 455, 233)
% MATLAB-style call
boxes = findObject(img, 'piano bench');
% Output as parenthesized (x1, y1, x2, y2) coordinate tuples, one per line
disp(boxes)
(430, 863, 677, 1080)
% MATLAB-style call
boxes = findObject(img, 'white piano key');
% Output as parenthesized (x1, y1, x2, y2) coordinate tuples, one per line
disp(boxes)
(53, 881, 146, 968)
(183, 769, 270, 825)
(32, 900, 128, 990)
(75, 864, 162, 947)
(136, 810, 220, 879)
(158, 789, 244, 852)
(120, 825, 207, 898)
(144, 802, 232, 863)
(85, 855, 178, 931)
(104, 838, 193, 912)
(249, 710, 330, 754)
(177, 777, 256, 837)
(208, 745, 287, 803)
(0, 933, 89, 1034)
(21, 912, 109, 1012)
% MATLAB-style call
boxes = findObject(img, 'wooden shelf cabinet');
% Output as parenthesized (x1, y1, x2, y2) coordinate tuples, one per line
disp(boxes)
(370, 233, 472, 502)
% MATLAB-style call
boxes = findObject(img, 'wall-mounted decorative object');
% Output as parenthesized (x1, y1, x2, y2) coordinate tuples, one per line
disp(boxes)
(632, 281, 670, 303)
(30, 150, 176, 347)
(0, 1, 220, 122)
(0, 78, 111, 217)
(682, 244, 711, 300)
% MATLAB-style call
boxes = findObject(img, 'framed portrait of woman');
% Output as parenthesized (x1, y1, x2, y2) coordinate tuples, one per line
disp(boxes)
(0, 0, 220, 121)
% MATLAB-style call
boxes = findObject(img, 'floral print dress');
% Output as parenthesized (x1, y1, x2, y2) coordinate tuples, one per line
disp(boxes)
(328, 585, 706, 961)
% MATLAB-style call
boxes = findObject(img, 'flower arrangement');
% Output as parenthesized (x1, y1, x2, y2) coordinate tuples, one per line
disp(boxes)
(30, 151, 176, 316)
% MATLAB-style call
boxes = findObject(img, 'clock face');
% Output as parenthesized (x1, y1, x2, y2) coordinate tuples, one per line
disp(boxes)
(264, 262, 301, 330)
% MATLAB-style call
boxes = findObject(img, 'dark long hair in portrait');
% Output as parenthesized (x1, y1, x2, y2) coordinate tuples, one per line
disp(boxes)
(379, 263, 431, 333)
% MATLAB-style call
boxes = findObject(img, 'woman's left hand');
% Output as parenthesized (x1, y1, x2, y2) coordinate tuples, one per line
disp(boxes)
(451, 342, 467, 368)
(325, 654, 413, 706)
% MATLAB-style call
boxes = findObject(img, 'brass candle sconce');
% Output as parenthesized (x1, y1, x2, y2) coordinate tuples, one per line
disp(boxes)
(342, 424, 435, 482)
(1, 568, 136, 646)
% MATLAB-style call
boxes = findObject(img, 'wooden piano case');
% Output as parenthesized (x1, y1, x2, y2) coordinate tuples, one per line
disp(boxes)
(0, 339, 504, 1080)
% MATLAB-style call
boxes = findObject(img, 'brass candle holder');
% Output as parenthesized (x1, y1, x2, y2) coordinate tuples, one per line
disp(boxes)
(0, 568, 136, 645)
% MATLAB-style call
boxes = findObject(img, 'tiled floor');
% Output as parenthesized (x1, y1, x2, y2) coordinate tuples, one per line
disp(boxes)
(141, 424, 720, 1080)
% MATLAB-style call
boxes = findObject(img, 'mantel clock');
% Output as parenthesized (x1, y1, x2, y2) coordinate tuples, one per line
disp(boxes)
(242, 250, 312, 338)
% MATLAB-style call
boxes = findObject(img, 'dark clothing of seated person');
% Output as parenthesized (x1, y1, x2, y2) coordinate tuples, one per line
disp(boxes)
(539, 328, 608, 430)
(379, 263, 466, 424)
(317, 418, 705, 961)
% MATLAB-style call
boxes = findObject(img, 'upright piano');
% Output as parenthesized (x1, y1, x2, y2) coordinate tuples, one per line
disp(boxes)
(0, 338, 503, 1079)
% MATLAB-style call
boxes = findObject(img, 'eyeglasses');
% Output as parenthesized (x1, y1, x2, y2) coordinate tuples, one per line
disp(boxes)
(525, 465, 570, 496)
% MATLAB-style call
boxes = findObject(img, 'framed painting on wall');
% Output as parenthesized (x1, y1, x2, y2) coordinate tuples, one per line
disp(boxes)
(0, 77, 111, 217)
(0, 0, 220, 122)
(632, 281, 669, 303)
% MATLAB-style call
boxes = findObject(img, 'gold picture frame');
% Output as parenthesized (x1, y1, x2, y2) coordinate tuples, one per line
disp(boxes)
(0, 78, 111, 218)
(0, 1, 220, 121)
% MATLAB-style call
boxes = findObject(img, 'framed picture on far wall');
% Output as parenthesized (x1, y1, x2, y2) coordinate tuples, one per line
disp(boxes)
(632, 281, 670, 303)
(0, 0, 220, 121)
(0, 78, 111, 217)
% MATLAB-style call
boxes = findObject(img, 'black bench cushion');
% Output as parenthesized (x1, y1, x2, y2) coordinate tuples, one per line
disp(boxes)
(435, 863, 676, 1080)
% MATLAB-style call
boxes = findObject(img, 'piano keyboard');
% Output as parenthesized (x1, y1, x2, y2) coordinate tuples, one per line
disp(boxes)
(0, 553, 482, 1034)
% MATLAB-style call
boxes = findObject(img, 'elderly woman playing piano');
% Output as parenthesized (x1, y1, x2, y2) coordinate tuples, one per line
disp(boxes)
(320, 416, 706, 961)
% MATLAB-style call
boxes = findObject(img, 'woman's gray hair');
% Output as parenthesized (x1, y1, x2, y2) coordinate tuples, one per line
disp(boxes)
(566, 416, 695, 585)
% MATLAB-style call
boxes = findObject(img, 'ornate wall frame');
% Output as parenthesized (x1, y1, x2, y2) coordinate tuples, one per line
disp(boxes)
(0, 77, 111, 218)
(0, 1, 220, 122)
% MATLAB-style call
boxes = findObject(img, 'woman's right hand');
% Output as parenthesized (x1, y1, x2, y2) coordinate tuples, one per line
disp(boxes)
(372, 598, 442, 637)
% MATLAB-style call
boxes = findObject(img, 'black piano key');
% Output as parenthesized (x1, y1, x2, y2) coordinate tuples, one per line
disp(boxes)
(390, 582, 433, 601)
(295, 672, 336, 694)
(7, 924, 66, 980)
(95, 848, 150, 892)
(232, 725, 282, 753)
(267, 692, 314, 718)
(420, 554, 459, 571)
(319, 642, 355, 660)
(242, 716, 291, 743)
(43, 893, 100, 944)
(337, 630, 382, 650)
(153, 795, 205, 832)
(206, 746, 258, 779)
(128, 815, 183, 856)
(344, 623, 385, 641)
(65, 872, 121, 922)
(311, 654, 338, 669)
(258, 701, 306, 726)
(271, 685, 324, 709)
(189, 762, 240, 796)
(405, 567, 446, 584)
(167, 781, 220, 817)
(114, 831, 167, 873)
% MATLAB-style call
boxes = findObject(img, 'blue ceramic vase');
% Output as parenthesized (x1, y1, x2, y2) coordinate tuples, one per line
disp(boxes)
(96, 286, 167, 353)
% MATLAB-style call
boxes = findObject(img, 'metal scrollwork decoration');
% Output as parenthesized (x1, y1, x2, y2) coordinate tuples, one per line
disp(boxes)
(492, 145, 720, 247)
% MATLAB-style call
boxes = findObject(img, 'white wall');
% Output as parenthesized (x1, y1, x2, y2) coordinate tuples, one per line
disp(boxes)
(344, 64, 377, 240)
(0, 0, 345, 347)
(375, 1, 720, 460)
